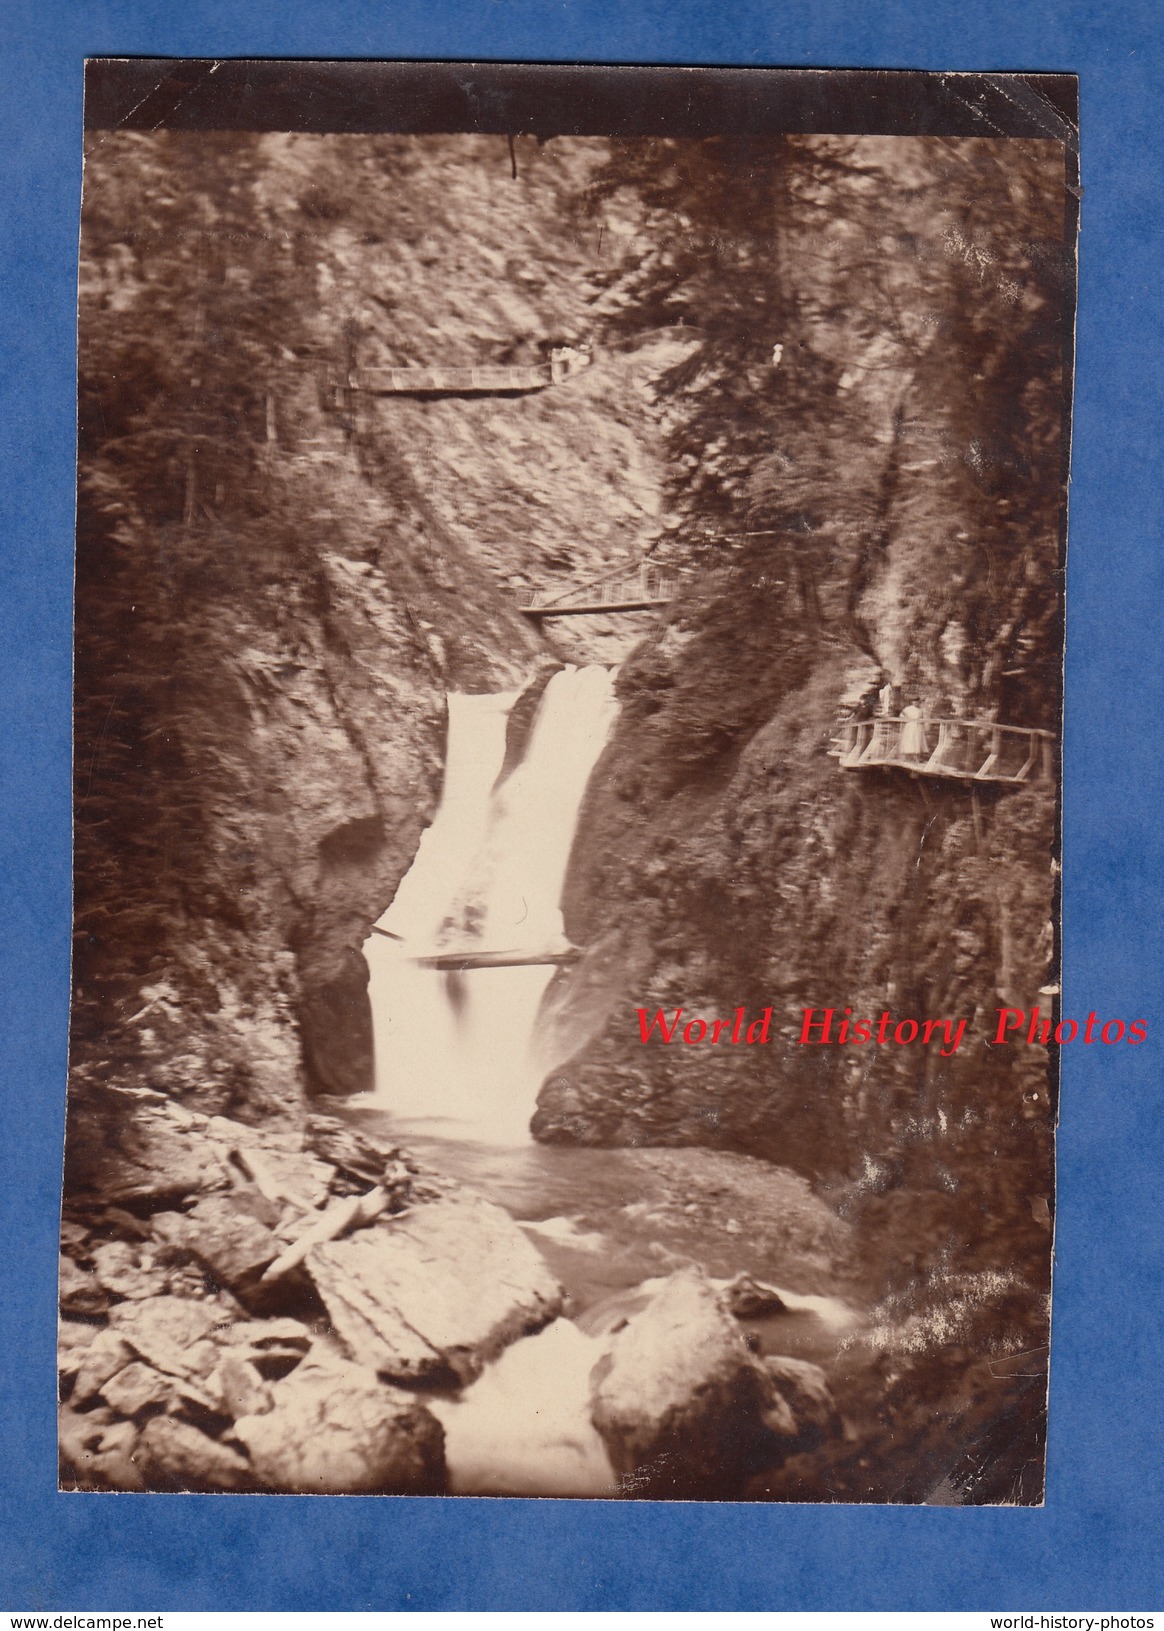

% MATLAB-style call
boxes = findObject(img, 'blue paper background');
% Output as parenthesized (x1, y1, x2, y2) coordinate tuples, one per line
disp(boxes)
(2, 0, 1160, 1611)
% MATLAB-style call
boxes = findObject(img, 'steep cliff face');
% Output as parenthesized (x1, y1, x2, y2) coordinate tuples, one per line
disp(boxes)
(72, 391, 540, 1123)
(532, 135, 1068, 1348)
(538, 636, 1055, 1267)
(72, 131, 666, 1122)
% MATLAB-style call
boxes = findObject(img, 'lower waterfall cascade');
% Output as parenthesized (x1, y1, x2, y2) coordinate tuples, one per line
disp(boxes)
(363, 664, 620, 1143)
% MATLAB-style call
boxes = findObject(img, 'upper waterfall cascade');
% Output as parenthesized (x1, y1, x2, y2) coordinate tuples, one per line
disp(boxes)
(363, 665, 619, 1142)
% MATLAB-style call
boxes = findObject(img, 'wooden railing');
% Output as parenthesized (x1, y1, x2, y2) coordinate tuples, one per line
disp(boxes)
(831, 715, 1057, 785)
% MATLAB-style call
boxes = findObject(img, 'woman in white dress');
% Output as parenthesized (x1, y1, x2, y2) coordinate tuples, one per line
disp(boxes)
(899, 703, 927, 759)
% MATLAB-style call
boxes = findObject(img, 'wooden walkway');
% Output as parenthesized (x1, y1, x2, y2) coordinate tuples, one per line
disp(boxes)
(832, 715, 1056, 785)
(521, 561, 678, 619)
(345, 348, 592, 399)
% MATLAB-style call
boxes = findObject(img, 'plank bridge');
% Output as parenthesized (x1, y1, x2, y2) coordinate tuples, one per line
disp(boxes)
(411, 945, 582, 971)
(832, 716, 1057, 785)
(343, 348, 592, 399)
(369, 926, 582, 971)
(520, 560, 678, 619)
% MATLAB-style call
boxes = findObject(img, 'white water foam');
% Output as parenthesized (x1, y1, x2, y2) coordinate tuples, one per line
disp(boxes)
(364, 665, 619, 1143)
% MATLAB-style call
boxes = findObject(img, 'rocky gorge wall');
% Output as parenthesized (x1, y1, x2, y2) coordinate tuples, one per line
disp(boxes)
(537, 601, 1057, 1304)
(71, 131, 665, 1137)
(530, 133, 1070, 1378)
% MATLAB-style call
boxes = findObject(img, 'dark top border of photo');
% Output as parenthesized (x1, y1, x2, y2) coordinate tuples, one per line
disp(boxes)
(83, 60, 1078, 145)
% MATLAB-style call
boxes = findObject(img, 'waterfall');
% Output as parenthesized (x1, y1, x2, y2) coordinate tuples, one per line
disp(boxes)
(363, 665, 619, 1143)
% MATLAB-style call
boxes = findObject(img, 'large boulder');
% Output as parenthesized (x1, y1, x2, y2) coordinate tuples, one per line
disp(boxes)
(63, 1089, 232, 1208)
(106, 1294, 229, 1382)
(59, 1255, 110, 1316)
(762, 1355, 842, 1447)
(306, 1191, 563, 1383)
(206, 1353, 273, 1419)
(68, 1328, 136, 1405)
(589, 1266, 800, 1498)
(232, 1355, 445, 1494)
(136, 1416, 254, 1492)
(89, 1240, 171, 1301)
(99, 1358, 216, 1420)
(59, 1403, 145, 1492)
(151, 1197, 281, 1306)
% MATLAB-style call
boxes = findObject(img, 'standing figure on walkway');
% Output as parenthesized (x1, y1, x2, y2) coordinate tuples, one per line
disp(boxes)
(854, 680, 879, 721)
(899, 703, 927, 760)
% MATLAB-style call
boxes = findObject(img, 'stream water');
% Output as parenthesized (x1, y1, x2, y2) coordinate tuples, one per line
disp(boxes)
(357, 665, 860, 1495)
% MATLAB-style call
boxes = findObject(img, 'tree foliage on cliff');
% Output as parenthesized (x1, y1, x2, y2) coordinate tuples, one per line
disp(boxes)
(585, 136, 1070, 747)
(553, 136, 1071, 1412)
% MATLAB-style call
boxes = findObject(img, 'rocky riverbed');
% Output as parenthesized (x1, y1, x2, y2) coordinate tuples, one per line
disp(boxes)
(60, 1086, 857, 1498)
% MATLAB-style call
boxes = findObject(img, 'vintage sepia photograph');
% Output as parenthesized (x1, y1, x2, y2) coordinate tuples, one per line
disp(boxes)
(61, 62, 1077, 1502)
